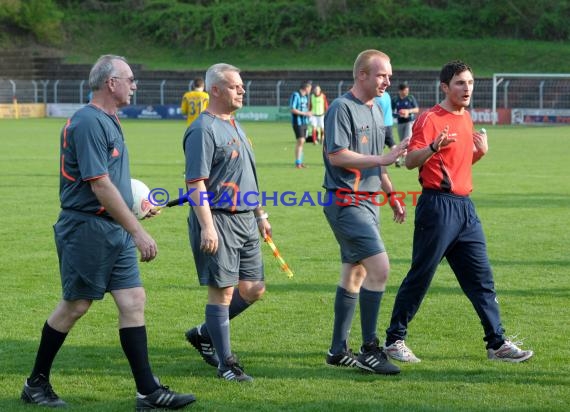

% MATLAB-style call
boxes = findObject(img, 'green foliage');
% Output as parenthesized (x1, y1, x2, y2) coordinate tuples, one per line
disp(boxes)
(0, 0, 20, 20)
(6, 0, 570, 53)
(534, 1, 570, 41)
(117, 0, 570, 51)
(121, 0, 319, 50)
(0, 0, 63, 45)
(7, 0, 570, 52)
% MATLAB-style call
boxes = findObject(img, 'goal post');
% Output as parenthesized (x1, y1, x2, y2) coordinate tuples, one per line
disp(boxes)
(492, 73, 570, 125)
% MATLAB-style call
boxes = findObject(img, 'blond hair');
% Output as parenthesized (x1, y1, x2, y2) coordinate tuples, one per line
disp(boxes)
(353, 50, 390, 79)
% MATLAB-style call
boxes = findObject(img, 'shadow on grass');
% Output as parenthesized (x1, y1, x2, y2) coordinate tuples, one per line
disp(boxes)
(2, 338, 565, 412)
(0, 398, 133, 412)
(2, 338, 558, 384)
(265, 281, 570, 299)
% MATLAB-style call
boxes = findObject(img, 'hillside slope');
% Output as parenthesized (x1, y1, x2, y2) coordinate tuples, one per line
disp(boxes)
(3, 6, 570, 76)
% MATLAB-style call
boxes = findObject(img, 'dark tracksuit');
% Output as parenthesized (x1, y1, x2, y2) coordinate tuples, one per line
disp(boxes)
(386, 190, 505, 348)
(386, 104, 506, 349)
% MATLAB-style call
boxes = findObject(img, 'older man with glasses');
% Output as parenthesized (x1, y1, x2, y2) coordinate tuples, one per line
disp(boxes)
(20, 54, 196, 410)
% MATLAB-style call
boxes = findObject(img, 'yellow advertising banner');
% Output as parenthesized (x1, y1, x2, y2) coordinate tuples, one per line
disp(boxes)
(0, 103, 46, 119)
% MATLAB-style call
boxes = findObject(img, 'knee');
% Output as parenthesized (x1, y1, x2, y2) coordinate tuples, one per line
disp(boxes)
(374, 266, 390, 282)
(362, 263, 390, 287)
(67, 300, 92, 320)
(121, 288, 146, 314)
(367, 271, 389, 287)
(240, 282, 266, 303)
(131, 288, 147, 311)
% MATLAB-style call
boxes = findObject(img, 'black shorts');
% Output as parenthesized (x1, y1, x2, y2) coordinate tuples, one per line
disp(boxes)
(292, 124, 307, 139)
(384, 125, 395, 148)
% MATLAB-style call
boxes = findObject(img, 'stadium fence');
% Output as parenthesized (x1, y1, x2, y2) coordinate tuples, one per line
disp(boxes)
(2, 75, 570, 120)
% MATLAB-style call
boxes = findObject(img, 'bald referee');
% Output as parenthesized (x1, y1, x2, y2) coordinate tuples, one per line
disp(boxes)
(322, 50, 409, 375)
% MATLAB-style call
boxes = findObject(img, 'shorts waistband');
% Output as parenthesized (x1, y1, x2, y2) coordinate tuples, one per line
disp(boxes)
(60, 208, 116, 222)
(211, 209, 254, 215)
(422, 189, 470, 199)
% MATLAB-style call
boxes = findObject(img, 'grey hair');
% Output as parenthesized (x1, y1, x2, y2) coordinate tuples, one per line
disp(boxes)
(89, 54, 128, 91)
(205, 63, 240, 93)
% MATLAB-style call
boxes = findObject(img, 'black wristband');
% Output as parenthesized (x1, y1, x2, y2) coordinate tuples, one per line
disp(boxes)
(386, 192, 394, 198)
(429, 142, 438, 153)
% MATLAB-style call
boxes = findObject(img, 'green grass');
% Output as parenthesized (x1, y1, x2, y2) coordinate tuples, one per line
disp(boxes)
(64, 36, 570, 76)
(58, 11, 570, 76)
(0, 119, 569, 411)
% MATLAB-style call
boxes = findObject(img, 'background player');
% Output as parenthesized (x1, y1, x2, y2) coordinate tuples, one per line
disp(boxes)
(181, 77, 209, 127)
(309, 84, 329, 144)
(289, 81, 312, 168)
(375, 90, 396, 153)
(392, 82, 419, 166)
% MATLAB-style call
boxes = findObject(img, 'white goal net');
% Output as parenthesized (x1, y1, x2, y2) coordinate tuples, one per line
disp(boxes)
(492, 73, 570, 125)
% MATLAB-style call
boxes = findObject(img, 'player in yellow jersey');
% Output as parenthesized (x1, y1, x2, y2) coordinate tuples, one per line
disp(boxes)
(181, 77, 209, 126)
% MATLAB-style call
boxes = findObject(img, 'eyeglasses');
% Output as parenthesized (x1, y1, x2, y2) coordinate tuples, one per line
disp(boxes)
(108, 76, 136, 84)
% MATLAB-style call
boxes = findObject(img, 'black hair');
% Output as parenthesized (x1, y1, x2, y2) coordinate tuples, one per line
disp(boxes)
(440, 60, 473, 85)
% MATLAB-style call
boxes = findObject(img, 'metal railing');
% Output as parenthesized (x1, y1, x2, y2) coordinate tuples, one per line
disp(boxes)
(2, 78, 570, 110)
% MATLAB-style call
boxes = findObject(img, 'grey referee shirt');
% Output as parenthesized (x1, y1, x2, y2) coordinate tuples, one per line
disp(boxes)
(183, 112, 260, 212)
(322, 92, 386, 193)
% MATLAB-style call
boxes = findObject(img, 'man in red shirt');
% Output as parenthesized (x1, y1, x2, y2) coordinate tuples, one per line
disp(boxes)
(383, 60, 534, 364)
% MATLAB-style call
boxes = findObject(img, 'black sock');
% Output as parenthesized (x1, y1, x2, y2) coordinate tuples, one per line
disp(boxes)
(359, 287, 383, 345)
(330, 286, 358, 354)
(205, 304, 231, 365)
(29, 321, 68, 382)
(200, 289, 251, 340)
(119, 326, 159, 395)
(228, 288, 252, 319)
(489, 340, 505, 350)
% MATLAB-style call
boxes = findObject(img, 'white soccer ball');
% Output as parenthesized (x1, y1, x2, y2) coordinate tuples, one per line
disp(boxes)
(131, 178, 152, 219)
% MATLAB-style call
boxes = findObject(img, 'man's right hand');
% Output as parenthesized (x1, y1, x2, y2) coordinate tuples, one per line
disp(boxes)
(132, 229, 158, 262)
(432, 125, 456, 151)
(383, 137, 410, 165)
(200, 225, 219, 255)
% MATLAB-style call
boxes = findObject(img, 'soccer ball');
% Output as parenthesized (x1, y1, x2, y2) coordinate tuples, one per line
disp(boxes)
(131, 178, 152, 219)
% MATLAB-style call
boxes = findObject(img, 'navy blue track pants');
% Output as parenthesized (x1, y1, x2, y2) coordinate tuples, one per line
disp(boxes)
(386, 190, 505, 348)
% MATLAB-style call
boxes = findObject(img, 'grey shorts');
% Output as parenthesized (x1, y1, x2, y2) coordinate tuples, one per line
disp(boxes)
(397, 121, 414, 142)
(54, 210, 141, 301)
(323, 194, 385, 264)
(188, 210, 264, 288)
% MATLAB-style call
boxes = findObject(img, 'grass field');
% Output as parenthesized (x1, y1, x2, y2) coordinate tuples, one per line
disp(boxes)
(0, 118, 569, 411)
(62, 35, 570, 76)
(58, 9, 570, 76)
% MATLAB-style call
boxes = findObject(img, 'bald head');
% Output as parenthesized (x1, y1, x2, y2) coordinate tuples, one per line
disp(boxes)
(353, 50, 390, 79)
